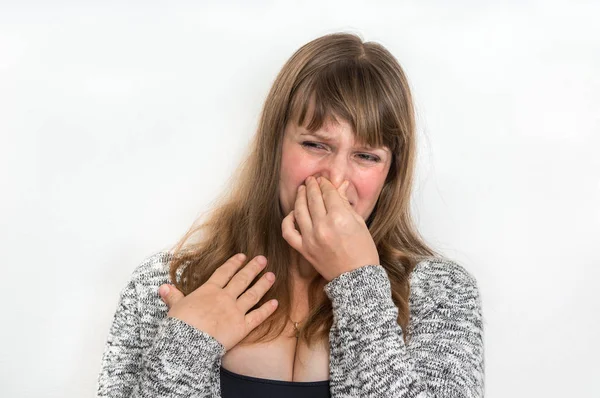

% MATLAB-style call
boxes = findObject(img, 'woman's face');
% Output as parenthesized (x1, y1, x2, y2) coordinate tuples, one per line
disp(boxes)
(279, 115, 392, 221)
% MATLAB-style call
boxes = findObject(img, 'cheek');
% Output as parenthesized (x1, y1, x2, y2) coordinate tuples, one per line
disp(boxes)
(354, 169, 389, 215)
(279, 145, 317, 211)
(356, 176, 384, 201)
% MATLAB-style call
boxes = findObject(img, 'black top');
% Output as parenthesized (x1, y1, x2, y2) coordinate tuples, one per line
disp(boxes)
(220, 365, 331, 398)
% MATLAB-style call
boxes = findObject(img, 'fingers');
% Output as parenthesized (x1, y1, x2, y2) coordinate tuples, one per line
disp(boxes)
(294, 183, 313, 235)
(159, 284, 184, 309)
(336, 180, 353, 211)
(305, 176, 327, 219)
(223, 255, 268, 298)
(207, 253, 248, 288)
(244, 299, 279, 332)
(236, 271, 276, 313)
(318, 177, 349, 213)
(281, 209, 303, 250)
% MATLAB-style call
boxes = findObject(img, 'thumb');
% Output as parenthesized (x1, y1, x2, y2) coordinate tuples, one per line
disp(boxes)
(158, 284, 184, 309)
(337, 180, 352, 210)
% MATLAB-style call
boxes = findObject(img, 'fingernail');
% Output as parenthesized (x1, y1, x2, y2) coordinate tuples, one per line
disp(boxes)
(265, 272, 275, 281)
(159, 285, 169, 297)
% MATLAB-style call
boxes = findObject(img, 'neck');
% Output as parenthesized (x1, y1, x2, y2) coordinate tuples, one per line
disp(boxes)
(287, 247, 328, 326)
(288, 247, 319, 281)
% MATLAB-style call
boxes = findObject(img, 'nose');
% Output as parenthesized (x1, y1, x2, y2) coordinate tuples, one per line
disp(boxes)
(314, 153, 349, 189)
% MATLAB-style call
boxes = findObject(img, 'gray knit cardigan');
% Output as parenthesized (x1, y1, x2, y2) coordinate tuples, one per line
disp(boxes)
(97, 251, 484, 397)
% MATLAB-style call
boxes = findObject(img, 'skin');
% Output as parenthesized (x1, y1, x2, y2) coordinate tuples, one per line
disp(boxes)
(159, 113, 392, 350)
(279, 114, 392, 282)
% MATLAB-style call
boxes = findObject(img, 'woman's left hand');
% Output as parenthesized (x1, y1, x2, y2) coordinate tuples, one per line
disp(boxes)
(281, 175, 380, 281)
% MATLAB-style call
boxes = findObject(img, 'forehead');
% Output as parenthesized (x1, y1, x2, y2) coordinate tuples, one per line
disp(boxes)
(287, 89, 392, 150)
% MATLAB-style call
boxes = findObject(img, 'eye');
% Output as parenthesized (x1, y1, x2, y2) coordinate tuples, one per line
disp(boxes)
(301, 141, 327, 150)
(357, 153, 381, 163)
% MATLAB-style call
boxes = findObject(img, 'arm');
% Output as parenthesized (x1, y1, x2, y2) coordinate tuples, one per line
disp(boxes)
(324, 262, 484, 397)
(96, 273, 226, 397)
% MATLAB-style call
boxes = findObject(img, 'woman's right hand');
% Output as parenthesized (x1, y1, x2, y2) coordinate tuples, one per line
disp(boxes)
(158, 253, 278, 352)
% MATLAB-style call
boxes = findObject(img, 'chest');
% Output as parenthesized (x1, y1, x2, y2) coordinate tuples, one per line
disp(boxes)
(220, 321, 330, 382)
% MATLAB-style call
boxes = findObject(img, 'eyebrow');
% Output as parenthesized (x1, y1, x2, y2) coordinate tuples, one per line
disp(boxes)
(299, 131, 335, 141)
(299, 131, 389, 152)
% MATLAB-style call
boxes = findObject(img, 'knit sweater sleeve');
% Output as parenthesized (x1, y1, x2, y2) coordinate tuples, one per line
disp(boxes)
(96, 254, 226, 397)
(323, 260, 485, 397)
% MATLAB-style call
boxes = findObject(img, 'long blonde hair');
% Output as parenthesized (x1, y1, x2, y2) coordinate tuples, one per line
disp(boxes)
(168, 32, 441, 346)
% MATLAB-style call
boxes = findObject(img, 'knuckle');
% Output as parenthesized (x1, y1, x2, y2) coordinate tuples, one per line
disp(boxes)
(245, 289, 258, 302)
(331, 213, 345, 226)
(236, 275, 249, 286)
(314, 225, 329, 241)
(226, 269, 237, 280)
(216, 267, 234, 281)
(251, 263, 262, 274)
(255, 283, 269, 297)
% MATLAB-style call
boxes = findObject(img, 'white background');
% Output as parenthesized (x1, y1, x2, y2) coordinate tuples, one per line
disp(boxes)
(1, 1, 598, 397)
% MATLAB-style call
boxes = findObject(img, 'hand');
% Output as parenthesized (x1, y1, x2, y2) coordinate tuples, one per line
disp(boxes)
(158, 253, 278, 351)
(281, 175, 380, 281)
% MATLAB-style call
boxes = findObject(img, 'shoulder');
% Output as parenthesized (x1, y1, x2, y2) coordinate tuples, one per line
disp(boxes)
(409, 257, 482, 318)
(129, 250, 175, 285)
(121, 250, 175, 315)
(410, 256, 479, 294)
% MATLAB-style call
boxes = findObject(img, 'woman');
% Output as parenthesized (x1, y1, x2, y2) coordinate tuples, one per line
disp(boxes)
(97, 32, 484, 397)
